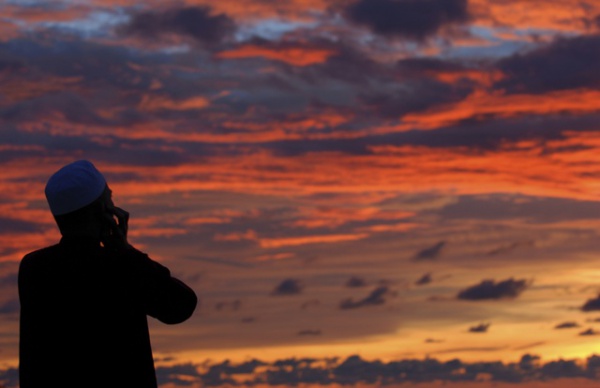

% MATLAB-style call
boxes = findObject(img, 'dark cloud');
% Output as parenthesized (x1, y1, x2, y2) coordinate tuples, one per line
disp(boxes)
(358, 78, 474, 119)
(0, 298, 19, 314)
(425, 338, 444, 343)
(0, 272, 17, 289)
(1, 91, 108, 125)
(339, 286, 391, 309)
(287, 39, 384, 85)
(581, 294, 600, 312)
(413, 241, 446, 261)
(343, 0, 470, 41)
(541, 358, 587, 379)
(579, 328, 599, 336)
(156, 363, 202, 387)
(396, 57, 470, 77)
(469, 323, 491, 333)
(118, 6, 236, 46)
(457, 278, 530, 301)
(241, 317, 256, 323)
(0, 366, 18, 388)
(263, 111, 600, 157)
(495, 34, 600, 94)
(200, 359, 266, 386)
(0, 217, 45, 235)
(271, 278, 304, 296)
(0, 36, 164, 93)
(345, 276, 367, 288)
(7, 353, 600, 386)
(266, 358, 332, 386)
(438, 194, 600, 224)
(415, 273, 433, 286)
(554, 321, 580, 329)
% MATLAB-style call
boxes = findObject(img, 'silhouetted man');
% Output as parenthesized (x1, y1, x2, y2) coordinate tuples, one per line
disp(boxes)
(18, 160, 197, 388)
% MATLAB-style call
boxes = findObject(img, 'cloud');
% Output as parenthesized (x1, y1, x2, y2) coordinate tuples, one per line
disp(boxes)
(413, 241, 446, 261)
(200, 359, 266, 387)
(581, 294, 600, 312)
(579, 328, 599, 336)
(0, 366, 18, 388)
(118, 6, 236, 46)
(438, 195, 600, 224)
(0, 298, 19, 314)
(216, 39, 337, 67)
(345, 276, 367, 288)
(8, 352, 600, 386)
(343, 0, 470, 41)
(358, 77, 474, 119)
(156, 363, 202, 387)
(271, 278, 304, 296)
(339, 286, 391, 309)
(469, 323, 491, 333)
(457, 278, 530, 301)
(396, 57, 471, 77)
(0, 272, 17, 288)
(495, 34, 600, 94)
(415, 272, 433, 286)
(554, 321, 580, 329)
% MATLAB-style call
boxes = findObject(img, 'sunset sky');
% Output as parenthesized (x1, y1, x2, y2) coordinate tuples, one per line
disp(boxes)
(2, 0, 600, 386)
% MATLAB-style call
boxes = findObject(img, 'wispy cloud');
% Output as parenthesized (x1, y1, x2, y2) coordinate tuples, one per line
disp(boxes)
(339, 286, 392, 309)
(413, 241, 446, 261)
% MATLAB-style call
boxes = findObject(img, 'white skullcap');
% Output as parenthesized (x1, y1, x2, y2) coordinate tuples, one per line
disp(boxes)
(45, 160, 107, 216)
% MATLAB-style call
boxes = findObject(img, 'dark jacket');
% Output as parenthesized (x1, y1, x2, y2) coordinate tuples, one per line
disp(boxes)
(18, 236, 197, 388)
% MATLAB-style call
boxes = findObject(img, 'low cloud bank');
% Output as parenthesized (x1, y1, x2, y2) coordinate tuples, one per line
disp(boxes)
(4, 353, 600, 387)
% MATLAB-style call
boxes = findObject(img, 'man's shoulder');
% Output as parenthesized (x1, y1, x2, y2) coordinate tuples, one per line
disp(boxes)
(21, 244, 61, 265)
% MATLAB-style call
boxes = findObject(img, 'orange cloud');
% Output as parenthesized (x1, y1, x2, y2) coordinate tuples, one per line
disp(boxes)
(254, 252, 294, 262)
(471, 0, 600, 33)
(402, 89, 600, 130)
(40, 126, 594, 205)
(0, 75, 83, 105)
(181, 0, 332, 20)
(1, 4, 92, 24)
(138, 94, 211, 111)
(258, 232, 369, 248)
(213, 227, 371, 248)
(289, 207, 414, 229)
(214, 229, 258, 242)
(216, 44, 337, 66)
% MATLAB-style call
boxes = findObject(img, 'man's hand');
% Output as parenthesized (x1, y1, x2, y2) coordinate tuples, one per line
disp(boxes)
(101, 206, 131, 251)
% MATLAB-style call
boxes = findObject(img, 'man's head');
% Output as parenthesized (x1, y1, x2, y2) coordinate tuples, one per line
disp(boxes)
(45, 160, 113, 237)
